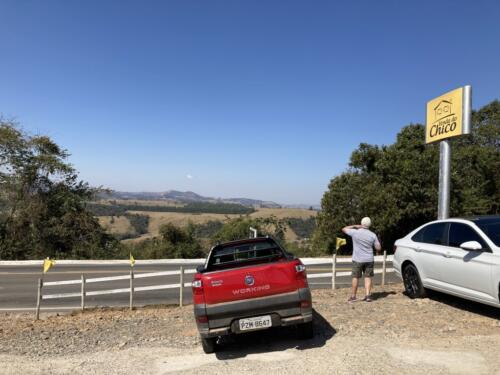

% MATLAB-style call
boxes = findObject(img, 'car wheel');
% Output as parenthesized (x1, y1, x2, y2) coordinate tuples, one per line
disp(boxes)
(297, 321, 314, 340)
(201, 336, 217, 354)
(403, 263, 426, 299)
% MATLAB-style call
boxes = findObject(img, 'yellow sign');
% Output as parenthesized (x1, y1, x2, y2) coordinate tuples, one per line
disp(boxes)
(426, 87, 464, 144)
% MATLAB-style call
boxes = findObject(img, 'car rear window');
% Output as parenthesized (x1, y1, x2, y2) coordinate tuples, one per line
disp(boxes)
(207, 239, 285, 271)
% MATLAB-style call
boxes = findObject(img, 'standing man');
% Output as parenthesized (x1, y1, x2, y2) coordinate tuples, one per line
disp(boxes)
(342, 217, 381, 303)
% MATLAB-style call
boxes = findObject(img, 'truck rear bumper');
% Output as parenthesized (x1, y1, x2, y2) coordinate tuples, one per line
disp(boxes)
(194, 288, 312, 338)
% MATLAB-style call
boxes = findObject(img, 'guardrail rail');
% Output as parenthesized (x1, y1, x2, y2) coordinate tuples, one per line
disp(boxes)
(34, 252, 394, 319)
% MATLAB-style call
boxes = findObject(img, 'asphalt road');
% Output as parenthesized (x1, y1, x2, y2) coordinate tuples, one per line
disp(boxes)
(0, 261, 398, 312)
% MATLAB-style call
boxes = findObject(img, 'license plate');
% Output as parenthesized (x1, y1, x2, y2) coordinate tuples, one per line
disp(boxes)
(239, 315, 272, 331)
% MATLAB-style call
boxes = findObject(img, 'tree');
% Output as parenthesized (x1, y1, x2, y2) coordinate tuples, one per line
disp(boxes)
(0, 121, 119, 259)
(314, 100, 500, 255)
(211, 215, 287, 245)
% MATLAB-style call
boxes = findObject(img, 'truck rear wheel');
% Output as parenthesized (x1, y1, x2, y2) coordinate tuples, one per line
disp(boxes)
(297, 321, 313, 340)
(201, 336, 217, 354)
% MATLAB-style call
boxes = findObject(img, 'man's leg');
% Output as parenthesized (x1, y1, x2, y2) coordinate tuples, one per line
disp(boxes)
(364, 276, 372, 297)
(351, 277, 359, 298)
(350, 262, 362, 301)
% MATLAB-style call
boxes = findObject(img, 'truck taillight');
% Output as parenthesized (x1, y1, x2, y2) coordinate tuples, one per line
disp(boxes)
(192, 279, 202, 288)
(295, 264, 306, 273)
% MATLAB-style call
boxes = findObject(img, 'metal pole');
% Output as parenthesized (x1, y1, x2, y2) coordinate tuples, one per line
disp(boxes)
(179, 266, 184, 307)
(462, 85, 472, 135)
(249, 227, 257, 238)
(35, 278, 42, 320)
(81, 274, 85, 311)
(331, 253, 337, 290)
(381, 250, 387, 287)
(129, 268, 134, 310)
(438, 139, 451, 219)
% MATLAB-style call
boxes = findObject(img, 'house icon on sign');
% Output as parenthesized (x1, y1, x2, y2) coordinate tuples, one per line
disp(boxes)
(434, 99, 453, 120)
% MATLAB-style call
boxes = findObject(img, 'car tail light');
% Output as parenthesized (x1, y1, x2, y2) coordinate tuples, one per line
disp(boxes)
(393, 245, 398, 254)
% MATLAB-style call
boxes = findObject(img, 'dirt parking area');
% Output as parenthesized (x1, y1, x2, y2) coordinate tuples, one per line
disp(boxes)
(1, 283, 499, 374)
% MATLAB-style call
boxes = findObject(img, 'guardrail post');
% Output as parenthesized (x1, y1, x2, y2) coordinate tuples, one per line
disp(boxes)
(331, 253, 337, 290)
(382, 250, 387, 287)
(35, 278, 42, 320)
(129, 268, 134, 310)
(81, 274, 85, 311)
(179, 266, 184, 307)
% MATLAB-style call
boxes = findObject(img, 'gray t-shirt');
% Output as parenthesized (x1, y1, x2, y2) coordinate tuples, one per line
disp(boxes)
(345, 228, 380, 263)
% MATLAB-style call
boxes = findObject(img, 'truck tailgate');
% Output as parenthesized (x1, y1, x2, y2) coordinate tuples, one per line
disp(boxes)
(201, 260, 299, 305)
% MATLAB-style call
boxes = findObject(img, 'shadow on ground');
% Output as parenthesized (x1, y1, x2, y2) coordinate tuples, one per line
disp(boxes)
(370, 291, 397, 301)
(214, 309, 335, 360)
(423, 290, 500, 319)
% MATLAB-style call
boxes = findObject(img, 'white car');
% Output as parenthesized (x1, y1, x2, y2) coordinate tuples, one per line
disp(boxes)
(393, 216, 500, 308)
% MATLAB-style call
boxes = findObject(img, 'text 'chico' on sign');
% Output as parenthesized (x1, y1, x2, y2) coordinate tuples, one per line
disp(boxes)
(426, 87, 467, 144)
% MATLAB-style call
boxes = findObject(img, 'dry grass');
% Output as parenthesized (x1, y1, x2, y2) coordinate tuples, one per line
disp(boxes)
(249, 207, 316, 219)
(102, 207, 316, 242)
(97, 216, 134, 235)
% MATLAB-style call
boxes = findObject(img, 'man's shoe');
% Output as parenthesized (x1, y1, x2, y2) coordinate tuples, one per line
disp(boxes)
(347, 296, 358, 303)
(363, 295, 373, 302)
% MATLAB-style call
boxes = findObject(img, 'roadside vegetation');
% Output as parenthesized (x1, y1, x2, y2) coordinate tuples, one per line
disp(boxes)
(313, 100, 500, 255)
(0, 100, 498, 260)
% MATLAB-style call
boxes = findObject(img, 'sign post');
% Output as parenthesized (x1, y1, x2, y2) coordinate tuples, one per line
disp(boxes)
(426, 86, 472, 219)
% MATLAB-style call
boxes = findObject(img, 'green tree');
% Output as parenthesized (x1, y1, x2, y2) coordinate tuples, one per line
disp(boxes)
(211, 215, 287, 245)
(0, 121, 119, 259)
(314, 100, 500, 255)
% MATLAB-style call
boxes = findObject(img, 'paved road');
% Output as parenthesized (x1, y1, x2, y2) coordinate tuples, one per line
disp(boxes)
(0, 261, 398, 312)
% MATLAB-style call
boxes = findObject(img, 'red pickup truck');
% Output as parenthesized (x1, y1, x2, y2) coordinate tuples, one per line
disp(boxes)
(192, 237, 313, 353)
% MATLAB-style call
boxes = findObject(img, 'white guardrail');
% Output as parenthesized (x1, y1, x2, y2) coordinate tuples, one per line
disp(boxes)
(33, 253, 394, 320)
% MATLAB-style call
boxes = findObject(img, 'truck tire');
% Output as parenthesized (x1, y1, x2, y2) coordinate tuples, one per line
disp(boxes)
(297, 321, 313, 340)
(201, 337, 217, 354)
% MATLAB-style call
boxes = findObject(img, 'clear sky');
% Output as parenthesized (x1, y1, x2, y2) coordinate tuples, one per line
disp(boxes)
(1, 1, 499, 205)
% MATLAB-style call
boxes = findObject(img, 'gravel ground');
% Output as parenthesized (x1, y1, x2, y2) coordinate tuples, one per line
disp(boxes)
(1, 283, 500, 374)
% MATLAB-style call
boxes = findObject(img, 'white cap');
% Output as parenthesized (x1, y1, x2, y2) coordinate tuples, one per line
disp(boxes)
(361, 217, 371, 228)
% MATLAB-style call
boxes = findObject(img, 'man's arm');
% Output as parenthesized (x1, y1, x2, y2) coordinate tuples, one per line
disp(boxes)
(342, 224, 362, 234)
(374, 237, 382, 254)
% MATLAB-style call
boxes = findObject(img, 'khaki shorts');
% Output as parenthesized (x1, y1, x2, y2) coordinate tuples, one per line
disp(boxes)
(352, 261, 374, 278)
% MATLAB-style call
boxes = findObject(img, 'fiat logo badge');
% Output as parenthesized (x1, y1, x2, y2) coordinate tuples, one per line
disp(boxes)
(244, 275, 255, 286)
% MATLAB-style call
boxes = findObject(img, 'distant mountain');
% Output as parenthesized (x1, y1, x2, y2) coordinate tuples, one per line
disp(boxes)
(102, 190, 282, 208)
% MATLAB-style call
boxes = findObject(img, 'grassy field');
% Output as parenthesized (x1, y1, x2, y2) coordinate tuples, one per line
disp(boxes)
(98, 216, 135, 236)
(98, 206, 316, 243)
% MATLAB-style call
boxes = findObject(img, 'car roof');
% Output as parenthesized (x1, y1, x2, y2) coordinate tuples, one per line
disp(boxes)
(465, 215, 500, 224)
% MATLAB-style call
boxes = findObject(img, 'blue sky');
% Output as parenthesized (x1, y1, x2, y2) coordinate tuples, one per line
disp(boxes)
(1, 1, 499, 205)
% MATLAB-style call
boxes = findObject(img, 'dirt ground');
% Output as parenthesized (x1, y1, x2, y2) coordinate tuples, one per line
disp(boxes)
(1, 283, 499, 374)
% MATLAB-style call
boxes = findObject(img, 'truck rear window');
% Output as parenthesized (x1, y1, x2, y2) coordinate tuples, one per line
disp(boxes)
(207, 239, 285, 271)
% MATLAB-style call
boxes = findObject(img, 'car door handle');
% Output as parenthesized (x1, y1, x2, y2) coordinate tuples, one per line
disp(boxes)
(415, 246, 421, 252)
(443, 252, 451, 258)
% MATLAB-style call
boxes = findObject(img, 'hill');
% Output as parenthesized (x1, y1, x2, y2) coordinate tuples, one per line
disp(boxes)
(101, 190, 282, 208)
